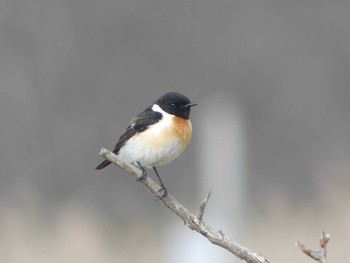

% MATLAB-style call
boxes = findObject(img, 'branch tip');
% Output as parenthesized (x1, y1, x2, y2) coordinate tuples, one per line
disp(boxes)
(320, 230, 330, 247)
(99, 147, 109, 156)
(197, 190, 212, 221)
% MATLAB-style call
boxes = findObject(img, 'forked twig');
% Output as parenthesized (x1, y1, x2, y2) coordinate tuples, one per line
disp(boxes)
(296, 230, 330, 263)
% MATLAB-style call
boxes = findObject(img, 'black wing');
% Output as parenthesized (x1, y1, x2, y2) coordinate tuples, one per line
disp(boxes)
(112, 107, 162, 154)
(95, 107, 162, 170)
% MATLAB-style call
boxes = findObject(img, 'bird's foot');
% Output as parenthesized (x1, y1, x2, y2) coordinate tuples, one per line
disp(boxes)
(136, 172, 147, 181)
(135, 162, 147, 181)
(157, 185, 168, 200)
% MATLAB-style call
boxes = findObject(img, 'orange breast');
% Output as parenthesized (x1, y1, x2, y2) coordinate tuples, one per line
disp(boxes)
(172, 117, 192, 149)
(137, 116, 192, 154)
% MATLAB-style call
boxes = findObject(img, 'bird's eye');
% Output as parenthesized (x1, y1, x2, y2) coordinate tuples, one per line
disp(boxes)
(169, 102, 177, 109)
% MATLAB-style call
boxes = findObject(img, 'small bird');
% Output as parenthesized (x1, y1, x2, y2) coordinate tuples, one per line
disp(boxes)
(96, 92, 196, 198)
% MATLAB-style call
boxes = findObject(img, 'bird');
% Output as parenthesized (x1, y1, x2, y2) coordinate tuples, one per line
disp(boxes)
(95, 92, 196, 198)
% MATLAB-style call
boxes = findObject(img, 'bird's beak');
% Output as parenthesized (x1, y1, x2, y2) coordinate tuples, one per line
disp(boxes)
(182, 102, 197, 108)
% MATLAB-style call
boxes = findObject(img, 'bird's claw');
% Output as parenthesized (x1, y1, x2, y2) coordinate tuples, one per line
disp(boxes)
(157, 186, 168, 200)
(136, 170, 147, 181)
(135, 162, 147, 181)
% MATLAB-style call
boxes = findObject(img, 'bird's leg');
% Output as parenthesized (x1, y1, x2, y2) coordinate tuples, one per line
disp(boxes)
(153, 167, 168, 199)
(135, 162, 147, 181)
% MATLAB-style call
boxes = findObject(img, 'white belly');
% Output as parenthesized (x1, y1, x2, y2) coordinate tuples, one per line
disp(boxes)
(118, 134, 183, 168)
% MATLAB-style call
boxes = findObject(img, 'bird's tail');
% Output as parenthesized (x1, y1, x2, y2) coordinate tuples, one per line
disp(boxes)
(95, 160, 111, 170)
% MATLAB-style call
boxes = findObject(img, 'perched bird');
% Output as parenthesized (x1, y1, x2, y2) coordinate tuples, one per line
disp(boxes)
(96, 92, 196, 198)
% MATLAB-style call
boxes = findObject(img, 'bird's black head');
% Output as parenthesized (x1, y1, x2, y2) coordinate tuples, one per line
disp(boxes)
(155, 92, 196, 119)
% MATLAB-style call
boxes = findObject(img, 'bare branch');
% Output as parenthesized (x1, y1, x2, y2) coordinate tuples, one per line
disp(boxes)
(99, 148, 270, 263)
(296, 230, 330, 263)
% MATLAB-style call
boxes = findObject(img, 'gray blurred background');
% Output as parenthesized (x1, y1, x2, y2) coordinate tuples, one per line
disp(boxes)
(1, 0, 349, 262)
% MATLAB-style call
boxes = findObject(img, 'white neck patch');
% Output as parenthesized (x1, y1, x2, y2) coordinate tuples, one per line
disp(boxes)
(152, 104, 172, 118)
(152, 103, 173, 125)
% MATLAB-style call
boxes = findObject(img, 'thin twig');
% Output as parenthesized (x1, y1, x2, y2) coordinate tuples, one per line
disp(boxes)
(98, 148, 270, 263)
(197, 190, 211, 221)
(296, 230, 330, 263)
